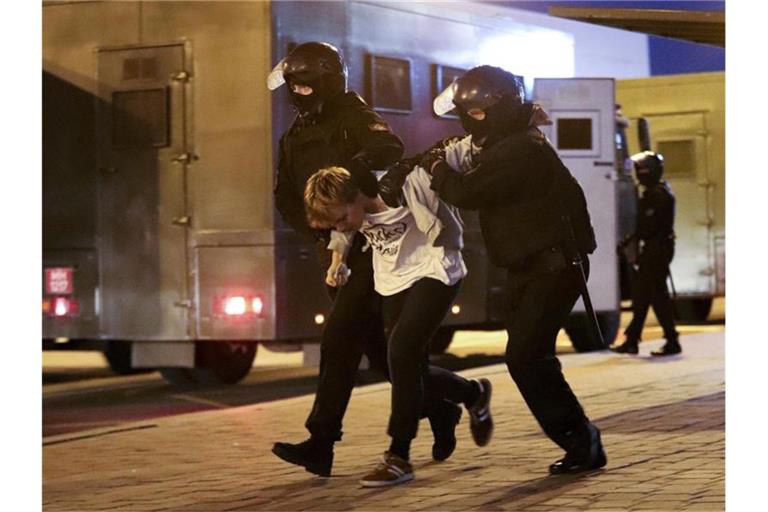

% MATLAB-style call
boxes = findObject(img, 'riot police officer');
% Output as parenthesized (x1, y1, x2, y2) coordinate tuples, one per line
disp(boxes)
(612, 151, 681, 356)
(422, 65, 607, 474)
(267, 42, 463, 477)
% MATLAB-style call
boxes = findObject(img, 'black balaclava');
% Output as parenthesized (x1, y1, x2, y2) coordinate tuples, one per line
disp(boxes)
(457, 96, 531, 142)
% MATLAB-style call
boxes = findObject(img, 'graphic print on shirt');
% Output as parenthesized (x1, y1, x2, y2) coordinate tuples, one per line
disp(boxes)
(361, 222, 407, 256)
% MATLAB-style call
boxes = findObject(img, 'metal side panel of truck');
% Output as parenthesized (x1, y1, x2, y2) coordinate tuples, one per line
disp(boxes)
(617, 72, 725, 321)
(42, 1, 302, 383)
(43, 0, 646, 383)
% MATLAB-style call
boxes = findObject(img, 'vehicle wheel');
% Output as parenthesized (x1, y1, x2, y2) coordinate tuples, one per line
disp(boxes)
(159, 341, 257, 386)
(564, 311, 620, 352)
(158, 368, 200, 386)
(103, 340, 151, 375)
(261, 341, 304, 353)
(673, 298, 713, 324)
(429, 327, 456, 354)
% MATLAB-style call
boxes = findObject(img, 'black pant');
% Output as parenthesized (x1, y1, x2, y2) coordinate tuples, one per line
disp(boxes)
(382, 278, 475, 442)
(625, 242, 678, 341)
(504, 251, 593, 452)
(305, 235, 389, 441)
(305, 237, 457, 441)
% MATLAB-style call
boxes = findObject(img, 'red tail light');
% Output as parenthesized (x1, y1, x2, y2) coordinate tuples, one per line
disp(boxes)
(252, 297, 264, 316)
(213, 294, 265, 318)
(224, 296, 248, 316)
(43, 296, 80, 317)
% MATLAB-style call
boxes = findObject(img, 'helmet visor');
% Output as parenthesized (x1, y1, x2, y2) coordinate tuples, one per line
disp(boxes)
(433, 80, 459, 117)
(267, 58, 287, 91)
(433, 74, 513, 117)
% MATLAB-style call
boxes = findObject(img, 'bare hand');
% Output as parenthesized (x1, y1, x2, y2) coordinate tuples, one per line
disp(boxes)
(325, 262, 350, 287)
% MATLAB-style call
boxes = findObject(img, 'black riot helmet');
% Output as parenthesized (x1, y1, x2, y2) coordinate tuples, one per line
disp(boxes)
(267, 42, 348, 114)
(631, 151, 665, 186)
(433, 65, 526, 142)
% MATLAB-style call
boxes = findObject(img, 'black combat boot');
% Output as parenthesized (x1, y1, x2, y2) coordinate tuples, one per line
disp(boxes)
(549, 423, 607, 475)
(429, 403, 462, 461)
(610, 338, 639, 355)
(651, 337, 682, 356)
(272, 436, 334, 477)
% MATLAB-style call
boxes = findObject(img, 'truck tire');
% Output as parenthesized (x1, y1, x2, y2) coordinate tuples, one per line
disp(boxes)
(564, 311, 620, 352)
(159, 368, 201, 386)
(103, 340, 151, 375)
(159, 341, 257, 386)
(673, 298, 713, 324)
(429, 327, 456, 354)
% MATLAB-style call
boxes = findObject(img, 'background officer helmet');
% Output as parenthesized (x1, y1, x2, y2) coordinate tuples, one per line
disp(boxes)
(631, 151, 665, 186)
(433, 65, 525, 140)
(267, 42, 348, 114)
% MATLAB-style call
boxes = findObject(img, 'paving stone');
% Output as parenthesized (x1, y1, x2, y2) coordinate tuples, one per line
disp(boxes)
(43, 331, 725, 512)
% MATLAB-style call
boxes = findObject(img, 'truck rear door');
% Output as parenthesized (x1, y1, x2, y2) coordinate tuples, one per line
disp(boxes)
(533, 78, 620, 315)
(96, 43, 192, 340)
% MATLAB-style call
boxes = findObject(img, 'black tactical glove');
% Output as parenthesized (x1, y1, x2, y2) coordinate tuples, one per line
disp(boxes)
(617, 235, 638, 264)
(379, 161, 412, 207)
(421, 154, 454, 177)
(418, 153, 442, 175)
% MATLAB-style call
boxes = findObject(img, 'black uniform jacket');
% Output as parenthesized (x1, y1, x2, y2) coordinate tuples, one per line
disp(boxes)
(274, 91, 404, 238)
(430, 130, 596, 269)
(637, 182, 675, 244)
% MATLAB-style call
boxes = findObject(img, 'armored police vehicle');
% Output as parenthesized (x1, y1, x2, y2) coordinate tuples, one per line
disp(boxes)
(43, 0, 661, 384)
(617, 72, 725, 322)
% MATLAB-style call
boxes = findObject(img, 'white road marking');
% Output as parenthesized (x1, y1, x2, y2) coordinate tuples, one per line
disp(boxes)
(170, 394, 229, 409)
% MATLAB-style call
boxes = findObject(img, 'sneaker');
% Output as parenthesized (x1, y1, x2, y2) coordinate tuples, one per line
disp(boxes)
(610, 340, 639, 355)
(468, 378, 494, 447)
(549, 424, 607, 475)
(430, 404, 462, 461)
(272, 438, 333, 477)
(360, 452, 414, 488)
(651, 340, 682, 357)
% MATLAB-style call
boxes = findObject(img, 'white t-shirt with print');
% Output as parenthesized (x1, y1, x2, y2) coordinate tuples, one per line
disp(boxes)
(361, 205, 466, 296)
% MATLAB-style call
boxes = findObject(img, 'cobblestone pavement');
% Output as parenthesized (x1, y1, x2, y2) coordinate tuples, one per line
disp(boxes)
(43, 331, 724, 511)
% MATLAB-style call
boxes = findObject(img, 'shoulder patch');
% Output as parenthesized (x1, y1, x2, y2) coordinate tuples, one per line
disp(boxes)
(368, 122, 390, 132)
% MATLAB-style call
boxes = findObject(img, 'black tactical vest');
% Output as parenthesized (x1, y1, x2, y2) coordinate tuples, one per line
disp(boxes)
(477, 134, 596, 269)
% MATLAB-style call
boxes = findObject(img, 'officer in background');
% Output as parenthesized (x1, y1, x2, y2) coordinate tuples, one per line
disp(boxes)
(612, 152, 681, 356)
(419, 65, 607, 474)
(267, 42, 462, 477)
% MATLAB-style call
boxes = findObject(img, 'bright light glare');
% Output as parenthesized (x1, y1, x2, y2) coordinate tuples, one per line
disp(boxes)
(314, 314, 325, 325)
(224, 296, 247, 316)
(478, 29, 574, 95)
(252, 297, 264, 315)
(451, 305, 461, 315)
(53, 297, 69, 317)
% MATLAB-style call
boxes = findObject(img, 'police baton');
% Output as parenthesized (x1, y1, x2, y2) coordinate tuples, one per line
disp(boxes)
(563, 216, 607, 349)
(667, 267, 679, 319)
(570, 252, 607, 349)
(667, 269, 677, 299)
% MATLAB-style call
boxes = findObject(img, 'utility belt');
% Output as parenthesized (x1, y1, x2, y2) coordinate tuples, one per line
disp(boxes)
(640, 232, 675, 250)
(508, 245, 570, 275)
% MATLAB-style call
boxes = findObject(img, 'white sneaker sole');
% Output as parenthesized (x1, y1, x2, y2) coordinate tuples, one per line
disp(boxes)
(359, 473, 414, 488)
